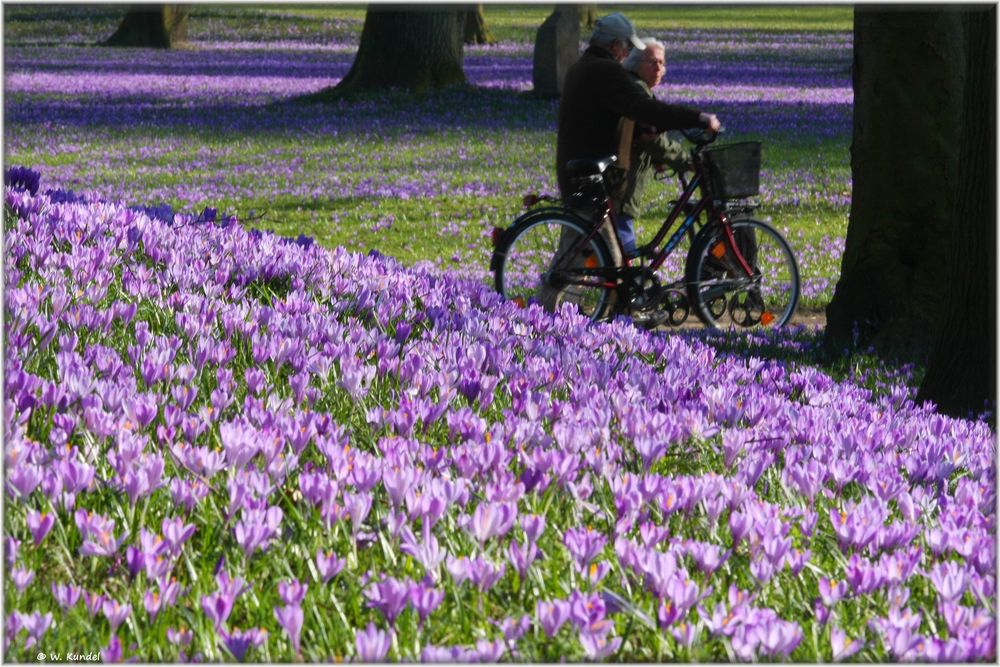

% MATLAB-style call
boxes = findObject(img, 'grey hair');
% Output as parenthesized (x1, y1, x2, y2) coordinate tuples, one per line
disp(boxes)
(623, 38, 666, 72)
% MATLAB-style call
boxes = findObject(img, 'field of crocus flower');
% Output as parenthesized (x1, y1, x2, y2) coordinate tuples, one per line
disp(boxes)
(3, 5, 995, 664)
(4, 4, 849, 310)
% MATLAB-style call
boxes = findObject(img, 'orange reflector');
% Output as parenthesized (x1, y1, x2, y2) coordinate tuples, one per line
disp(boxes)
(761, 311, 775, 326)
(711, 242, 726, 259)
(513, 297, 526, 308)
(584, 255, 599, 269)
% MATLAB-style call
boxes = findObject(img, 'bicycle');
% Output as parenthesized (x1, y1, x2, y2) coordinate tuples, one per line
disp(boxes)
(489, 130, 800, 329)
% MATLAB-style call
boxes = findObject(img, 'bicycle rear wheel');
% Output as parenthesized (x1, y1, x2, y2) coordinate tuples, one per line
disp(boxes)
(493, 212, 615, 321)
(684, 218, 799, 328)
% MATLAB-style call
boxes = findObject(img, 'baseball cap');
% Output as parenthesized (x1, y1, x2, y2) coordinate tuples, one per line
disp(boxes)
(592, 12, 645, 50)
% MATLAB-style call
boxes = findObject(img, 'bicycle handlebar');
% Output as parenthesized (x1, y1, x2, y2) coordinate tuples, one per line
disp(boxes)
(681, 126, 724, 151)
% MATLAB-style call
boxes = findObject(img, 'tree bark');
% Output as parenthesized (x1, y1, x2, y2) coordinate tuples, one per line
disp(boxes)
(824, 9, 964, 357)
(463, 4, 495, 45)
(532, 5, 581, 98)
(102, 4, 189, 48)
(335, 5, 466, 94)
(579, 4, 598, 30)
(916, 7, 996, 418)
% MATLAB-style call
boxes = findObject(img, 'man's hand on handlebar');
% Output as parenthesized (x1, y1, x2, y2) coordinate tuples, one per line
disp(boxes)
(698, 112, 722, 135)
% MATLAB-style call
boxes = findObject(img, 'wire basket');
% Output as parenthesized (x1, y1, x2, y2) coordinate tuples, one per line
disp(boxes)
(700, 142, 762, 200)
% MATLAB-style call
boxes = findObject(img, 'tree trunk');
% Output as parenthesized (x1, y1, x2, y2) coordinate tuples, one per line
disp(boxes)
(335, 5, 466, 94)
(463, 4, 495, 45)
(102, 4, 189, 48)
(916, 7, 996, 418)
(824, 9, 964, 357)
(579, 4, 598, 30)
(532, 5, 581, 98)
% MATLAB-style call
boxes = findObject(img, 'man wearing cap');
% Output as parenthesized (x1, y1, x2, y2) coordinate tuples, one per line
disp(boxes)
(555, 12, 720, 258)
(542, 12, 719, 320)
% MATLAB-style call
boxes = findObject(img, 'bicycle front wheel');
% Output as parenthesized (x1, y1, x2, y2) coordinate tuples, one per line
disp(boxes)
(684, 218, 799, 328)
(494, 212, 615, 322)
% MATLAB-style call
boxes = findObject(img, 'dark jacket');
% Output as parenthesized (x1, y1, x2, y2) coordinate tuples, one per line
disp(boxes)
(556, 45, 704, 198)
(620, 74, 692, 219)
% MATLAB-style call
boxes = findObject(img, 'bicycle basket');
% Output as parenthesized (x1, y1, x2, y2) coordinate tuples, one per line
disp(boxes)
(700, 142, 761, 199)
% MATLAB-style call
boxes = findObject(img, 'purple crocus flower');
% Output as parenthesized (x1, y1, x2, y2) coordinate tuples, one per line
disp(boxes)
(564, 526, 607, 569)
(831, 626, 863, 661)
(201, 590, 235, 629)
(51, 582, 82, 610)
(579, 629, 622, 659)
(274, 604, 304, 655)
(166, 626, 193, 647)
(818, 577, 848, 607)
(536, 599, 571, 637)
(499, 614, 531, 642)
(278, 579, 307, 607)
(928, 560, 970, 603)
(161, 516, 196, 553)
(19, 611, 53, 649)
(355, 622, 392, 662)
(409, 579, 445, 624)
(520, 513, 546, 543)
(26, 509, 55, 546)
(466, 500, 517, 544)
(83, 590, 105, 617)
(102, 599, 131, 633)
(220, 627, 267, 662)
(11, 567, 34, 593)
(507, 539, 539, 579)
(103, 634, 123, 663)
(314, 549, 346, 583)
(365, 576, 411, 624)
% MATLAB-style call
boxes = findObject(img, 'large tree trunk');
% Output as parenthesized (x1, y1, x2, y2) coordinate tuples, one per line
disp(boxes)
(335, 5, 466, 94)
(579, 4, 598, 30)
(463, 4, 495, 45)
(532, 5, 580, 98)
(917, 7, 996, 418)
(824, 9, 964, 357)
(102, 4, 189, 48)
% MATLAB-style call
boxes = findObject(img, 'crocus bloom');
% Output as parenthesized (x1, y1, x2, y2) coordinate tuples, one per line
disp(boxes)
(201, 590, 234, 629)
(278, 579, 308, 607)
(102, 599, 131, 633)
(274, 604, 303, 655)
(161, 516, 196, 553)
(26, 510, 55, 546)
(52, 582, 82, 610)
(355, 622, 392, 662)
(831, 626, 863, 661)
(19, 611, 53, 649)
(409, 580, 445, 624)
(579, 630, 622, 659)
(564, 526, 607, 569)
(220, 627, 267, 662)
(536, 599, 571, 637)
(365, 576, 411, 624)
(11, 567, 34, 593)
(315, 549, 346, 583)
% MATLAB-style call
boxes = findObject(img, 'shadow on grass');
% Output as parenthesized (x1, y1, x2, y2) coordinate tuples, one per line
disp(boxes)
(674, 323, 925, 399)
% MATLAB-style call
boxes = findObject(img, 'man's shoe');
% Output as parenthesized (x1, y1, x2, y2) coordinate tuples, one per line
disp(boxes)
(633, 309, 669, 330)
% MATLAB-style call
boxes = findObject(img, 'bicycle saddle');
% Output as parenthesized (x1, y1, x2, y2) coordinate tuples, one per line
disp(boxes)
(565, 155, 617, 178)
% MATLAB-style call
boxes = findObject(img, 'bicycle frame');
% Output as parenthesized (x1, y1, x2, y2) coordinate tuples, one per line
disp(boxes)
(541, 140, 758, 295)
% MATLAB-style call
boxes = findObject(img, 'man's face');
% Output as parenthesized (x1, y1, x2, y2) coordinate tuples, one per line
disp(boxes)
(637, 47, 666, 87)
(610, 40, 631, 63)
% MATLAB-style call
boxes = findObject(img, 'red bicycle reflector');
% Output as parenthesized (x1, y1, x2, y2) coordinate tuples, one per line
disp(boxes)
(513, 297, 526, 308)
(522, 194, 540, 208)
(761, 311, 775, 326)
(584, 255, 599, 269)
(711, 242, 726, 259)
(491, 227, 503, 247)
